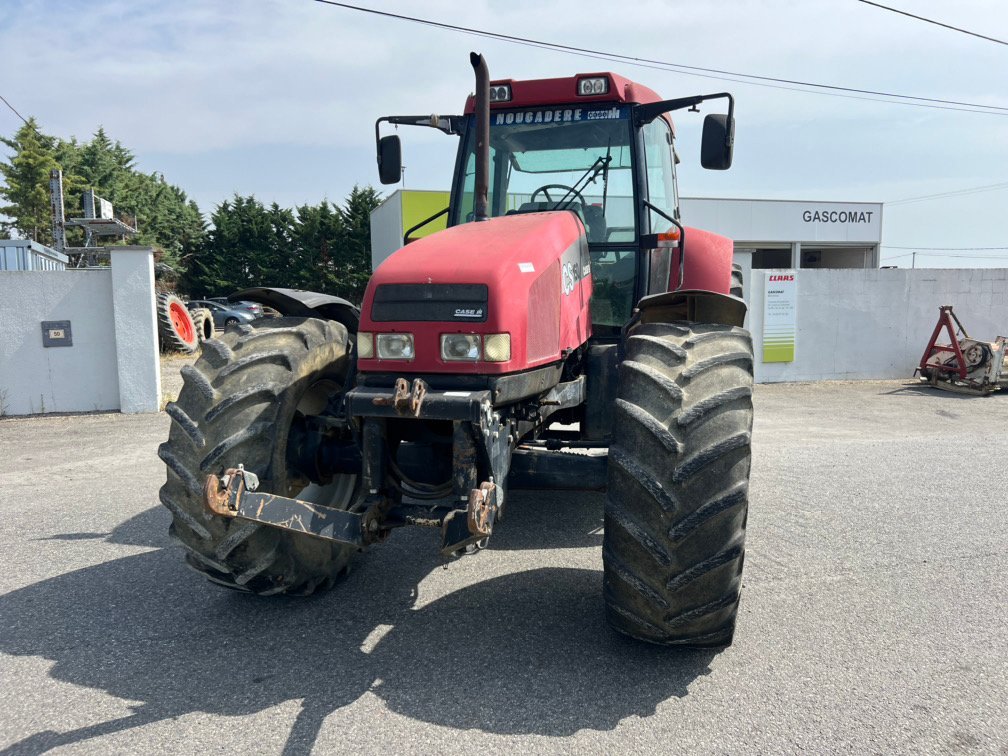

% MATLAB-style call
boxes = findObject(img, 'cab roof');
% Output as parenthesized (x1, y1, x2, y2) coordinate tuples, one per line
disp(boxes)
(463, 72, 665, 113)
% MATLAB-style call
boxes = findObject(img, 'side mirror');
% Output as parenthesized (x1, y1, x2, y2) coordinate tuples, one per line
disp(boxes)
(701, 113, 734, 170)
(377, 135, 402, 185)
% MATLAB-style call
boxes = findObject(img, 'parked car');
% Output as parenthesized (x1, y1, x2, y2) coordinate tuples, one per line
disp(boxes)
(206, 297, 266, 318)
(186, 299, 258, 329)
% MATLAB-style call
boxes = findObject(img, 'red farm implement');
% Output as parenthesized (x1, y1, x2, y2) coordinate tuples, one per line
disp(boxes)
(916, 305, 1008, 395)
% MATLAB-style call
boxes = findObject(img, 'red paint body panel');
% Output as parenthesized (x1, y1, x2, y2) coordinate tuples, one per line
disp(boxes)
(464, 73, 665, 113)
(358, 213, 592, 375)
(671, 227, 735, 294)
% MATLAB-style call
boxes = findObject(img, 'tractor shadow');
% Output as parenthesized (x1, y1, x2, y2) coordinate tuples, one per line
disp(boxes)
(1, 498, 713, 754)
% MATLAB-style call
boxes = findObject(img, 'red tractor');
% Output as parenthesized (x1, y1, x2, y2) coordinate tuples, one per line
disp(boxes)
(159, 54, 753, 647)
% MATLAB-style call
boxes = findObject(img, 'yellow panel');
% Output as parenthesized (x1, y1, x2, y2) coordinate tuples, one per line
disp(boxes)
(401, 190, 451, 240)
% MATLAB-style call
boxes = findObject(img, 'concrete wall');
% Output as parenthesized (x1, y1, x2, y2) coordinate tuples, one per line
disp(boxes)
(109, 248, 162, 413)
(0, 247, 161, 415)
(747, 268, 1008, 383)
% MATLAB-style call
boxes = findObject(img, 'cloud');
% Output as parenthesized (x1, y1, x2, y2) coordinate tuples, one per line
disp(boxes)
(1, 0, 1005, 258)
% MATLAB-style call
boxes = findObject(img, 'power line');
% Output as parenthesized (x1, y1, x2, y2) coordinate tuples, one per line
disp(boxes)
(312, 0, 1008, 116)
(858, 1, 1008, 47)
(881, 245, 1008, 251)
(887, 181, 1008, 205)
(915, 253, 1008, 259)
(0, 93, 28, 125)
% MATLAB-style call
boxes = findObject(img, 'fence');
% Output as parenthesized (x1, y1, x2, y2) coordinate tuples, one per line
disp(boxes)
(0, 239, 68, 271)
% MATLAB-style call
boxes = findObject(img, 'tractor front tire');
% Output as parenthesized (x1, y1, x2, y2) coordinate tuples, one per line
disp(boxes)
(157, 317, 359, 595)
(604, 321, 753, 646)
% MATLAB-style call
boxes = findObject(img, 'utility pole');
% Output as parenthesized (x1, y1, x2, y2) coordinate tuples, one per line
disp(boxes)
(912, 251, 916, 269)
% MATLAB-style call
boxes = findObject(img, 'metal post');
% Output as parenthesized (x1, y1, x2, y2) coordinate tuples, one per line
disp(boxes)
(49, 169, 66, 254)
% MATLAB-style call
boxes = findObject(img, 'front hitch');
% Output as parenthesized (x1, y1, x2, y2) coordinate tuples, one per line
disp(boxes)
(203, 465, 502, 557)
(203, 466, 374, 546)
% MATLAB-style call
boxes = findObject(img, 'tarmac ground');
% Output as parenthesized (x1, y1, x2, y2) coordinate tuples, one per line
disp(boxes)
(1, 377, 1006, 754)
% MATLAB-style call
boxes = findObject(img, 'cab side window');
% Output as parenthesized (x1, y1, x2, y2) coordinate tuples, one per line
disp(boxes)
(642, 119, 678, 233)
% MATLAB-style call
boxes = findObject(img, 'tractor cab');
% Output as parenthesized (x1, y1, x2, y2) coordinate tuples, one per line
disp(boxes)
(376, 67, 734, 335)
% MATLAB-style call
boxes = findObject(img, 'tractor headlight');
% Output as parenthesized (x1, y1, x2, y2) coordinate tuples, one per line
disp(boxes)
(356, 331, 373, 359)
(577, 76, 609, 96)
(376, 333, 414, 360)
(483, 333, 511, 362)
(441, 333, 481, 361)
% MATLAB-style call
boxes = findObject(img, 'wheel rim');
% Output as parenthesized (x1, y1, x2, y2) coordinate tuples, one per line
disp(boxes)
(288, 378, 358, 509)
(169, 302, 196, 344)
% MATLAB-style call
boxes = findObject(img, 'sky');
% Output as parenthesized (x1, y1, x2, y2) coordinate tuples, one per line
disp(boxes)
(1, 0, 1006, 268)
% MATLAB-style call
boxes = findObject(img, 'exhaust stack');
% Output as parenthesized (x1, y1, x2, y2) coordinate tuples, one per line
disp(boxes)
(470, 52, 490, 222)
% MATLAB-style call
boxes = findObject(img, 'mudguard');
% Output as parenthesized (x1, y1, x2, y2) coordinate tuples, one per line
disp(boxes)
(673, 226, 735, 293)
(637, 289, 746, 328)
(231, 287, 360, 333)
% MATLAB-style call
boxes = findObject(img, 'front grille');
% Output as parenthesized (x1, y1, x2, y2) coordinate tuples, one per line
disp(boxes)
(371, 283, 488, 322)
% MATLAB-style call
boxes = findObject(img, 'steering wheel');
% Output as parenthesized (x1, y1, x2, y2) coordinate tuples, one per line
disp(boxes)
(530, 184, 587, 210)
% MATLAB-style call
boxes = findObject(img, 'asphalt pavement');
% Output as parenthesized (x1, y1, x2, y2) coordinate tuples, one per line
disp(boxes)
(1, 380, 1006, 754)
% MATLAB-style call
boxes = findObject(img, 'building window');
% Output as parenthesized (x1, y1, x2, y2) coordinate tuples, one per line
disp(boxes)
(750, 248, 792, 269)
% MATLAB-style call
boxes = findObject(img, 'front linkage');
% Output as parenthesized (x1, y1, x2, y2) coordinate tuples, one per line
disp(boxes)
(203, 377, 510, 557)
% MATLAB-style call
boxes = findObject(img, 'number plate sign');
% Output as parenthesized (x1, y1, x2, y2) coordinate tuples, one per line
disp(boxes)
(41, 320, 73, 347)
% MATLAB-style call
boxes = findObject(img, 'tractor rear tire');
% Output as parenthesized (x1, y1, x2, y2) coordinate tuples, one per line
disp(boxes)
(730, 263, 744, 299)
(158, 293, 199, 353)
(604, 321, 753, 647)
(157, 316, 360, 595)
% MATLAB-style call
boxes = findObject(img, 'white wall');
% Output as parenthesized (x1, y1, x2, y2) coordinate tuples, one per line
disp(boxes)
(110, 248, 162, 413)
(747, 268, 1008, 383)
(0, 247, 160, 415)
(0, 270, 120, 414)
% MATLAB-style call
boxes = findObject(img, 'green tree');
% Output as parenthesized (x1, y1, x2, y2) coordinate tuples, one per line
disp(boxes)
(0, 118, 58, 242)
(183, 186, 381, 303)
(334, 185, 382, 301)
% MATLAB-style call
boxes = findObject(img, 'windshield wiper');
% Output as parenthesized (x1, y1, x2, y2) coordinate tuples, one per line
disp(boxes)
(601, 140, 612, 216)
(551, 154, 613, 210)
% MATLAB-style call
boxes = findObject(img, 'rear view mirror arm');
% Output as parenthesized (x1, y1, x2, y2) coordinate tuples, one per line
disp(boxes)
(633, 92, 734, 127)
(374, 114, 464, 142)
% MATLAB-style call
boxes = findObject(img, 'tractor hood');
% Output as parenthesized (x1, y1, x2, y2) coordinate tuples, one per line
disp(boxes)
(358, 212, 593, 375)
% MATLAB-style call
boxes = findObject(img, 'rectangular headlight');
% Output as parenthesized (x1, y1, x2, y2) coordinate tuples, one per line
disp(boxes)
(376, 333, 414, 360)
(483, 333, 511, 362)
(577, 77, 609, 96)
(441, 333, 481, 361)
(356, 331, 373, 359)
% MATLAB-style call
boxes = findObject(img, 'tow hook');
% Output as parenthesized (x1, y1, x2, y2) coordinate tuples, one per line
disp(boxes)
(440, 480, 499, 557)
(467, 481, 498, 537)
(370, 377, 427, 417)
(203, 465, 259, 517)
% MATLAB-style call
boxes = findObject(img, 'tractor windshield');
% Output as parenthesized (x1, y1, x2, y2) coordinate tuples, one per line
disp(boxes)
(453, 105, 636, 243)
